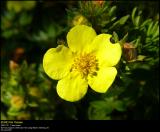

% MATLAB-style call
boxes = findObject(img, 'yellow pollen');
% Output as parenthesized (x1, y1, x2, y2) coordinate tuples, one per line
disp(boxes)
(72, 53, 98, 77)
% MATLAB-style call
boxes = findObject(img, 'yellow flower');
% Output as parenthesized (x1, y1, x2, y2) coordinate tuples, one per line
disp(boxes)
(43, 25, 122, 102)
(10, 95, 24, 109)
(7, 1, 36, 13)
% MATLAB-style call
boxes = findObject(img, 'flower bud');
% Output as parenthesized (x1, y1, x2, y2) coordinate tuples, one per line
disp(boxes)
(28, 87, 42, 98)
(123, 43, 137, 62)
(92, 0, 105, 7)
(9, 60, 19, 71)
(13, 47, 25, 62)
(72, 15, 89, 26)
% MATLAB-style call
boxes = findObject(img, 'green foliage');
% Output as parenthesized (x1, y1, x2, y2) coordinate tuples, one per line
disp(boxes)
(1, 1, 159, 120)
(88, 97, 127, 120)
(1, 61, 55, 120)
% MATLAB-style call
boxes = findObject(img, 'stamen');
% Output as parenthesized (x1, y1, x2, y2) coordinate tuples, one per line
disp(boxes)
(72, 53, 98, 78)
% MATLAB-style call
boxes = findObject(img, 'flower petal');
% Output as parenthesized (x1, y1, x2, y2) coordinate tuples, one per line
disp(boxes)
(67, 25, 97, 53)
(57, 71, 88, 102)
(88, 67, 117, 93)
(43, 45, 73, 80)
(91, 34, 122, 67)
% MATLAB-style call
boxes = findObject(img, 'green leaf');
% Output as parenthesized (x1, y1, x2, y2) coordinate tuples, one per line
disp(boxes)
(2, 29, 18, 38)
(136, 55, 146, 61)
(90, 101, 107, 109)
(119, 33, 128, 44)
(111, 17, 117, 22)
(109, 21, 119, 29)
(46, 25, 56, 37)
(140, 19, 152, 27)
(119, 15, 130, 25)
(152, 37, 159, 42)
(135, 16, 141, 27)
(132, 7, 137, 24)
(88, 106, 109, 120)
(90, 99, 114, 114)
(109, 15, 129, 30)
(132, 36, 141, 48)
(147, 21, 154, 36)
(3, 11, 16, 21)
(153, 27, 159, 38)
(1, 91, 12, 106)
(40, 98, 48, 103)
(114, 101, 126, 112)
(152, 21, 159, 38)
(33, 31, 48, 41)
(7, 107, 21, 116)
(109, 6, 117, 16)
(113, 31, 119, 42)
(19, 13, 32, 26)
(102, 4, 109, 13)
(28, 102, 39, 107)
(152, 21, 158, 32)
(1, 112, 7, 120)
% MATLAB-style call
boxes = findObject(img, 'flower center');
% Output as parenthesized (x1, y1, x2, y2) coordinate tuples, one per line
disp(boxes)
(72, 53, 98, 77)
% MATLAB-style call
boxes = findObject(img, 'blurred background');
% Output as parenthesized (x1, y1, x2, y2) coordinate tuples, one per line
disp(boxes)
(1, 1, 159, 120)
